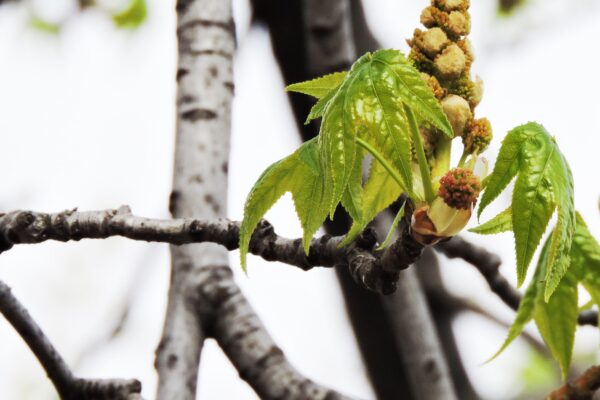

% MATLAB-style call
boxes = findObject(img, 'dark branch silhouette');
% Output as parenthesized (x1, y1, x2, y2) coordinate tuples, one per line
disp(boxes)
(0, 281, 142, 400)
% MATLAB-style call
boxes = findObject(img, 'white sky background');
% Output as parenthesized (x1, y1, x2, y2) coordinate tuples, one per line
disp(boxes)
(0, 0, 599, 399)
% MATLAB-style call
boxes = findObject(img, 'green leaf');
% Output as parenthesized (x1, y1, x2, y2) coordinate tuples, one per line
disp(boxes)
(340, 149, 364, 224)
(341, 158, 404, 246)
(305, 86, 339, 124)
(469, 207, 512, 235)
(286, 71, 348, 99)
(376, 201, 406, 250)
(318, 55, 371, 215)
(573, 213, 600, 316)
(487, 239, 549, 362)
(113, 0, 147, 28)
(478, 122, 575, 290)
(533, 247, 578, 379)
(371, 49, 453, 137)
(239, 139, 331, 271)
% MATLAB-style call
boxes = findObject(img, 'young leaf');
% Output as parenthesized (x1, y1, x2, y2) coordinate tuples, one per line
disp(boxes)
(469, 207, 512, 235)
(305, 86, 340, 125)
(487, 240, 548, 362)
(340, 149, 364, 224)
(341, 158, 404, 246)
(239, 139, 331, 271)
(477, 122, 575, 289)
(371, 49, 453, 137)
(572, 213, 600, 318)
(318, 55, 371, 215)
(533, 255, 578, 378)
(376, 201, 406, 250)
(286, 71, 348, 99)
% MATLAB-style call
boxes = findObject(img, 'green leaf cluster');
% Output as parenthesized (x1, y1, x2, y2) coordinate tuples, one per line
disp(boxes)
(487, 214, 600, 377)
(475, 122, 575, 300)
(239, 49, 453, 270)
(112, 0, 148, 29)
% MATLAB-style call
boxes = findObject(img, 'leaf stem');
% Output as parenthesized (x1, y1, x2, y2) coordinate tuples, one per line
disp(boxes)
(404, 105, 436, 203)
(355, 137, 419, 201)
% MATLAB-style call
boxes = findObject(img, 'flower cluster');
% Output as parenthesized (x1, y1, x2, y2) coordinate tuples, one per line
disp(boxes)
(438, 168, 481, 210)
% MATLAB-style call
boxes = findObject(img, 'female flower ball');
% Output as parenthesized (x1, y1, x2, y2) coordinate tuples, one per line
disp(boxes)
(438, 168, 481, 210)
(463, 118, 492, 154)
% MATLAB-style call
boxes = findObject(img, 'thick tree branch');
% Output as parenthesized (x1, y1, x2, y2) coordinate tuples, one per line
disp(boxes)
(435, 236, 598, 326)
(199, 266, 356, 400)
(547, 365, 600, 399)
(0, 280, 142, 400)
(0, 206, 421, 295)
(155, 1, 235, 397)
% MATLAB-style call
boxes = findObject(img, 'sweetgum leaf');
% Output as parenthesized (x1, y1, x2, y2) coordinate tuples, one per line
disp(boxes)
(477, 123, 575, 292)
(286, 71, 348, 99)
(371, 49, 453, 137)
(487, 239, 548, 362)
(305, 86, 340, 124)
(340, 149, 364, 224)
(341, 157, 404, 246)
(573, 214, 600, 329)
(239, 139, 331, 271)
(533, 248, 578, 379)
(469, 207, 512, 235)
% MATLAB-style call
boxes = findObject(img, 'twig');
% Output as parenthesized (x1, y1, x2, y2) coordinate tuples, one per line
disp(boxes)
(0, 206, 423, 295)
(0, 280, 142, 400)
(435, 236, 599, 326)
(547, 365, 600, 399)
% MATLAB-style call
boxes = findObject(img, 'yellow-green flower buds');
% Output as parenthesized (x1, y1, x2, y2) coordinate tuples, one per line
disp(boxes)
(435, 44, 466, 79)
(463, 118, 492, 154)
(421, 73, 446, 99)
(438, 168, 481, 210)
(447, 11, 470, 37)
(434, 0, 470, 12)
(414, 27, 449, 58)
(441, 94, 472, 136)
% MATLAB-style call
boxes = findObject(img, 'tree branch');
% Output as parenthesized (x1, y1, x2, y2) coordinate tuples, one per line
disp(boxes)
(0, 205, 421, 295)
(435, 236, 598, 326)
(0, 280, 142, 400)
(547, 365, 600, 399)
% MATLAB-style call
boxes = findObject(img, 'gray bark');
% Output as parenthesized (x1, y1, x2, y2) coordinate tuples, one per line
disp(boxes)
(382, 269, 457, 400)
(155, 1, 234, 398)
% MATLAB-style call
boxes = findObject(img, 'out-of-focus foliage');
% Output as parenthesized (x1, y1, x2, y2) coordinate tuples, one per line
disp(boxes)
(112, 0, 147, 29)
(498, 0, 529, 16)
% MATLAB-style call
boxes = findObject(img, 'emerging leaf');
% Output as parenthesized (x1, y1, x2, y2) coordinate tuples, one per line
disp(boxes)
(286, 71, 348, 99)
(487, 239, 549, 362)
(239, 139, 331, 271)
(533, 248, 578, 379)
(477, 122, 575, 294)
(469, 207, 512, 235)
(341, 158, 405, 246)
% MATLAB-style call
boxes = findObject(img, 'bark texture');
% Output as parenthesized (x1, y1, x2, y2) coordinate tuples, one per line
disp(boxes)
(155, 1, 235, 398)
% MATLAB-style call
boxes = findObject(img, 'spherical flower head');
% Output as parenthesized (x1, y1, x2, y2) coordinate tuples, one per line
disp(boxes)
(438, 168, 481, 210)
(463, 118, 492, 154)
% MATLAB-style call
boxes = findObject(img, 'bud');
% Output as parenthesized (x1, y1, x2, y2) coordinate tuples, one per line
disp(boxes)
(434, 0, 470, 12)
(438, 168, 481, 210)
(447, 11, 470, 37)
(441, 94, 472, 136)
(414, 27, 449, 58)
(420, 73, 445, 99)
(434, 44, 466, 79)
(463, 118, 492, 154)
